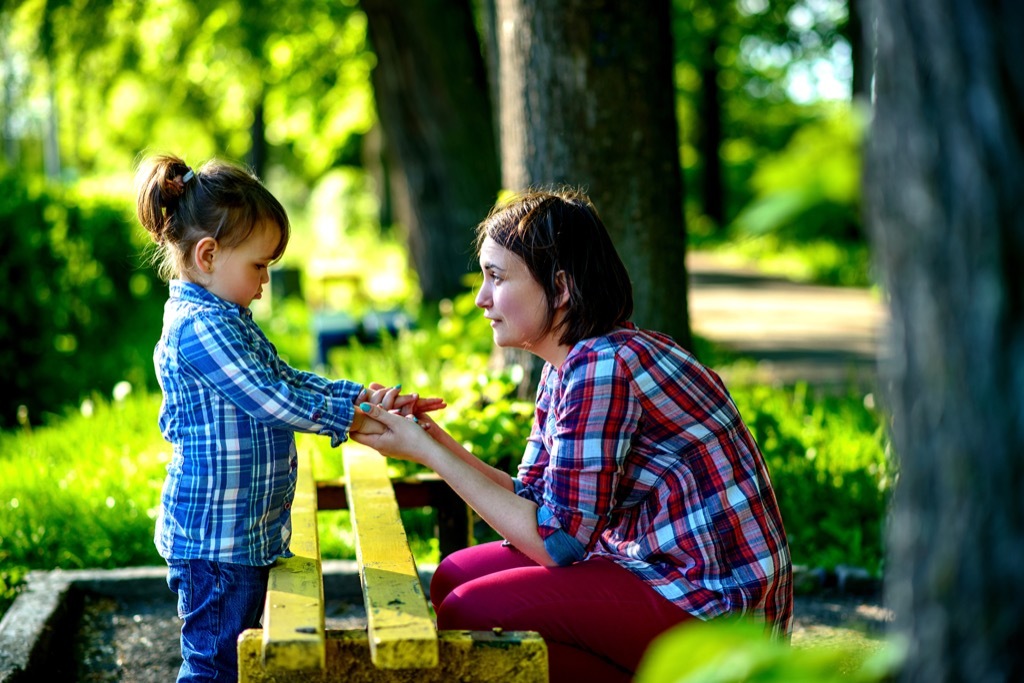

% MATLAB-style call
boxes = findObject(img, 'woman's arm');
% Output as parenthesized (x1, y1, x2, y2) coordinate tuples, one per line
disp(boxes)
(350, 403, 556, 567)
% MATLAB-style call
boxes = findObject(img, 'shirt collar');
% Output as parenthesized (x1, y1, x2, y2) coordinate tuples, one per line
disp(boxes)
(168, 279, 251, 317)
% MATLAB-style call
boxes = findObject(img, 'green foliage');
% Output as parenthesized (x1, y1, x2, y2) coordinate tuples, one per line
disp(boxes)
(0, 391, 168, 610)
(724, 106, 873, 287)
(0, 171, 165, 428)
(7, 0, 374, 181)
(731, 383, 892, 574)
(635, 618, 905, 683)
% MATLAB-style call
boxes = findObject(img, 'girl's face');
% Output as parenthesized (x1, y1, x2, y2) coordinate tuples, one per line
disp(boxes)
(204, 223, 281, 308)
(476, 237, 567, 365)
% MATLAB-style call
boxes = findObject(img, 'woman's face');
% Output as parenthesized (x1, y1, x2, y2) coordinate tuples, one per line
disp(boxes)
(475, 237, 558, 357)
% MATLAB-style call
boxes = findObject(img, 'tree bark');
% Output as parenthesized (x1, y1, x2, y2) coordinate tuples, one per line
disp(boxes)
(698, 33, 725, 229)
(361, 0, 501, 304)
(494, 0, 691, 349)
(863, 1, 1024, 680)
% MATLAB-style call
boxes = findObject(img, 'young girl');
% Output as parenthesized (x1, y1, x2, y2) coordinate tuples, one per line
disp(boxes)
(134, 154, 441, 682)
(353, 188, 792, 682)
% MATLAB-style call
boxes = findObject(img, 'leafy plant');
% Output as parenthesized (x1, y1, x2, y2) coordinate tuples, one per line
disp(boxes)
(0, 172, 165, 429)
(635, 617, 904, 683)
(731, 383, 893, 574)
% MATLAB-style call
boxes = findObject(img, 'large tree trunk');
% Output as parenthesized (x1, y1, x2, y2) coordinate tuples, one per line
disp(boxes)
(495, 0, 691, 348)
(698, 33, 725, 229)
(863, 1, 1024, 680)
(844, 0, 868, 102)
(361, 0, 501, 304)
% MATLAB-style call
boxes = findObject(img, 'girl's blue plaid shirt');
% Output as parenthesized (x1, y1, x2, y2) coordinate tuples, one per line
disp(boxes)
(153, 280, 362, 565)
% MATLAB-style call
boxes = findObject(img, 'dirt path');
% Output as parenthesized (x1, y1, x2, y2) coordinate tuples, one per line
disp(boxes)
(687, 252, 888, 388)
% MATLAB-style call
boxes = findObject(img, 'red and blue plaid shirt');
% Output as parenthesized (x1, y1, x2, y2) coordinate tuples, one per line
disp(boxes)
(514, 324, 792, 637)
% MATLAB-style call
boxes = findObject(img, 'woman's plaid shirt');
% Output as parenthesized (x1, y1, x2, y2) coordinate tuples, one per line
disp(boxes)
(515, 324, 793, 638)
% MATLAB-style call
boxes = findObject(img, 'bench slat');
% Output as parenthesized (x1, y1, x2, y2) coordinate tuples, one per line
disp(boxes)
(261, 444, 326, 670)
(344, 443, 440, 669)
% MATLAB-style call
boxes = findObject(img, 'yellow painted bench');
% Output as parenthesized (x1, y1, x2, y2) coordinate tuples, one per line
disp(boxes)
(238, 439, 548, 682)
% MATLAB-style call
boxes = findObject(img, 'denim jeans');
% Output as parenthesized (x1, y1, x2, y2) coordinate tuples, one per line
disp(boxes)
(166, 559, 270, 682)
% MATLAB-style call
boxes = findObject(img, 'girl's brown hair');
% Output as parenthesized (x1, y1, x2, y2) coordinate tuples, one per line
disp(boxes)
(134, 154, 290, 281)
(475, 187, 633, 345)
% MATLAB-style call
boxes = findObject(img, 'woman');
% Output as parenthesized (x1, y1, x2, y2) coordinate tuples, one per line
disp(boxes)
(352, 188, 792, 681)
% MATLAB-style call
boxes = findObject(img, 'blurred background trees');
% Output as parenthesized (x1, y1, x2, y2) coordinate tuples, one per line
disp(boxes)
(0, 0, 864, 426)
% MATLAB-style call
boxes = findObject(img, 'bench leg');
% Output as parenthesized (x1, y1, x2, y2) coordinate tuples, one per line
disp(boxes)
(239, 629, 548, 682)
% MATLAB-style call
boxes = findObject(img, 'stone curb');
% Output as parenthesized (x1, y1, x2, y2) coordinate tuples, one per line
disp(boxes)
(0, 561, 437, 682)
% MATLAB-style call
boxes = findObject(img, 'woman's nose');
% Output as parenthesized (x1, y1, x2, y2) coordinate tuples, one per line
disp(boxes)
(474, 285, 488, 308)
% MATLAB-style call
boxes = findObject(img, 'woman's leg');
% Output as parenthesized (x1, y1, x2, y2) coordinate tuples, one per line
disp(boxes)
(430, 541, 536, 609)
(432, 545, 693, 681)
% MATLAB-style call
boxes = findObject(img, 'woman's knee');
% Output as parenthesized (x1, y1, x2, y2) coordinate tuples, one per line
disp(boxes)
(435, 583, 498, 630)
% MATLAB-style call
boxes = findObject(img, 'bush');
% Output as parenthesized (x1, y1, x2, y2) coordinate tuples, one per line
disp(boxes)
(732, 383, 893, 574)
(0, 171, 166, 428)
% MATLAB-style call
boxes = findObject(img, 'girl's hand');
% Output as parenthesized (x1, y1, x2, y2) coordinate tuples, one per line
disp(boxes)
(349, 402, 434, 465)
(358, 383, 447, 416)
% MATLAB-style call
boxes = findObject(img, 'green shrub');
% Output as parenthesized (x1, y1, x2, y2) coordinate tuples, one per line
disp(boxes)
(0, 171, 165, 428)
(636, 617, 904, 682)
(731, 383, 893, 574)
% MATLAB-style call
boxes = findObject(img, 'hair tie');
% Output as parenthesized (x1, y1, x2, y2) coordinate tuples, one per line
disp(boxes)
(167, 167, 195, 199)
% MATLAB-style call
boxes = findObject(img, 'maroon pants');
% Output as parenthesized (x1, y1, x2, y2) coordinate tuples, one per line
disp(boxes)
(430, 541, 693, 682)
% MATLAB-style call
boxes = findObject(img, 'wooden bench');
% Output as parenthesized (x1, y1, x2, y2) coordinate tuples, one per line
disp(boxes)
(238, 439, 548, 682)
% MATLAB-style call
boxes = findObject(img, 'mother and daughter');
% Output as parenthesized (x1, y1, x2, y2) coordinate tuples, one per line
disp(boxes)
(136, 152, 791, 683)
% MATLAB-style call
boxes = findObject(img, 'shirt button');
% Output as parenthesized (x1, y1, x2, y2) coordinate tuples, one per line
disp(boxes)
(312, 411, 321, 420)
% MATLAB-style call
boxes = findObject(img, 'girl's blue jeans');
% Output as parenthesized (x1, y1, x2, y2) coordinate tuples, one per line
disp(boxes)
(166, 559, 270, 682)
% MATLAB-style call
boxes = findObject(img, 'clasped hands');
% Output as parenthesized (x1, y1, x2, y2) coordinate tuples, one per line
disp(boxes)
(349, 382, 445, 464)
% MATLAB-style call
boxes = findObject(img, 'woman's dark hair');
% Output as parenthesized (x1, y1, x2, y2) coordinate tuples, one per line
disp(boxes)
(475, 187, 633, 345)
(134, 154, 290, 281)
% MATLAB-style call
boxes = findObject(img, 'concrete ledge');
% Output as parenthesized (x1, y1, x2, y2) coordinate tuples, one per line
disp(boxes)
(0, 561, 437, 683)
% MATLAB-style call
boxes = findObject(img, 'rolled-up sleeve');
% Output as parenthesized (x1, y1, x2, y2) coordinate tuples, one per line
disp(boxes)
(518, 350, 641, 565)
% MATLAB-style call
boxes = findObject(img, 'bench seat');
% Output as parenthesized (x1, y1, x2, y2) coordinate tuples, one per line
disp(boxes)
(238, 438, 547, 682)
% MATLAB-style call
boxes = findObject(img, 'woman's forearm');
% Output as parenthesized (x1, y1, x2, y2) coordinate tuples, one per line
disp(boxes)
(428, 426, 517, 492)
(420, 439, 555, 567)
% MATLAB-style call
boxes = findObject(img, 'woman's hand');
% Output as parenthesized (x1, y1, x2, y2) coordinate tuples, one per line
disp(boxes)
(349, 402, 436, 466)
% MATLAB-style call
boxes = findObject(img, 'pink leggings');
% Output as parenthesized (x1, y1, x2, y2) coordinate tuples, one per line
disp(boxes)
(430, 541, 693, 682)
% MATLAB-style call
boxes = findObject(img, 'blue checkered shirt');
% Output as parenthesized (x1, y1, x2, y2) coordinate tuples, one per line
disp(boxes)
(153, 280, 361, 565)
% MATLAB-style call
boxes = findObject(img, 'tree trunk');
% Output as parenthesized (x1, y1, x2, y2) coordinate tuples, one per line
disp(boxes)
(361, 0, 501, 304)
(495, 0, 691, 349)
(844, 0, 868, 102)
(863, 1, 1024, 680)
(698, 33, 725, 229)
(249, 96, 267, 179)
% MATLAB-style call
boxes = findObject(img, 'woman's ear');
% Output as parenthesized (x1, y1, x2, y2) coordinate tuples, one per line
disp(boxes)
(194, 237, 218, 274)
(554, 270, 571, 309)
